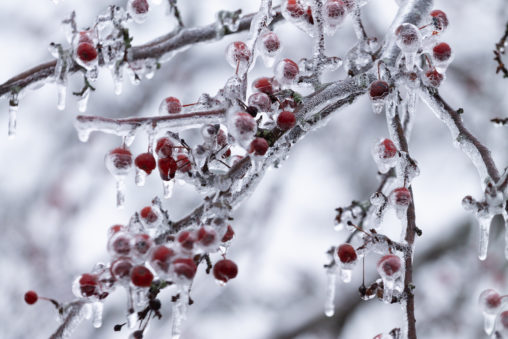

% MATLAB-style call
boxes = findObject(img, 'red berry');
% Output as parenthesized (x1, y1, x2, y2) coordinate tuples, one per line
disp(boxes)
(162, 96, 182, 114)
(285, 0, 305, 18)
(377, 255, 401, 277)
(173, 258, 197, 279)
(337, 244, 357, 264)
(110, 234, 132, 256)
(133, 233, 153, 256)
(233, 112, 257, 136)
(110, 257, 134, 281)
(24, 290, 38, 305)
(277, 111, 296, 130)
(392, 187, 411, 206)
(379, 139, 397, 159)
(248, 92, 272, 112)
(222, 225, 235, 242)
(155, 137, 174, 158)
(227, 41, 251, 65)
(501, 311, 508, 329)
(479, 289, 502, 314)
(197, 226, 217, 247)
(135, 152, 156, 175)
(213, 259, 238, 283)
(305, 6, 314, 25)
(325, 0, 346, 20)
(140, 206, 158, 223)
(109, 147, 133, 170)
(158, 157, 177, 181)
(252, 77, 275, 95)
(79, 273, 99, 297)
(176, 154, 192, 172)
(151, 246, 175, 273)
(369, 80, 390, 99)
(108, 224, 126, 237)
(249, 137, 269, 156)
(261, 32, 280, 54)
(425, 69, 444, 87)
(177, 231, 196, 250)
(131, 0, 149, 14)
(277, 58, 299, 82)
(432, 42, 451, 61)
(131, 265, 154, 287)
(78, 31, 94, 44)
(217, 129, 228, 147)
(430, 10, 448, 32)
(77, 43, 98, 62)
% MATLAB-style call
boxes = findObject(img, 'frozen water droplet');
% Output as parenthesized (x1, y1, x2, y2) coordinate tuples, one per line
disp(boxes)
(57, 83, 67, 111)
(483, 312, 497, 335)
(135, 167, 147, 186)
(8, 100, 18, 139)
(77, 88, 90, 113)
(478, 216, 493, 261)
(163, 180, 175, 198)
(324, 270, 336, 317)
(371, 100, 385, 114)
(113, 65, 124, 95)
(77, 129, 90, 142)
(340, 267, 352, 283)
(91, 301, 103, 328)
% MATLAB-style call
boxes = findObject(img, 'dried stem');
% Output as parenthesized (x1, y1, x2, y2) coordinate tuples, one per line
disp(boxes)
(493, 22, 508, 78)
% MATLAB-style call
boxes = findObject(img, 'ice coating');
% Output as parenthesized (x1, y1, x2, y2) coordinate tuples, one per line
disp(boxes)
(127, 0, 150, 24)
(91, 301, 103, 328)
(51, 301, 90, 339)
(377, 254, 403, 303)
(8, 94, 18, 139)
(324, 269, 336, 317)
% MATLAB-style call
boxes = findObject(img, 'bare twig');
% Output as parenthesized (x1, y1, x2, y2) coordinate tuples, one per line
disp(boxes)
(493, 22, 508, 78)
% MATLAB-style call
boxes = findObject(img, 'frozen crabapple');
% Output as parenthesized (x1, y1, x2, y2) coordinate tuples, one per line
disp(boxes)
(150, 245, 175, 274)
(252, 77, 276, 95)
(377, 255, 402, 278)
(369, 80, 390, 100)
(176, 154, 192, 172)
(108, 224, 126, 237)
(377, 139, 397, 159)
(110, 257, 134, 282)
(277, 111, 296, 130)
(155, 137, 174, 158)
(478, 289, 502, 314)
(177, 230, 196, 251)
(213, 259, 238, 284)
(395, 23, 422, 53)
(249, 137, 269, 156)
(424, 68, 444, 87)
(500, 311, 508, 330)
(337, 244, 357, 264)
(197, 226, 218, 247)
(324, 0, 347, 28)
(430, 10, 449, 33)
(390, 187, 412, 206)
(229, 112, 257, 146)
(283, 0, 305, 19)
(248, 92, 272, 112)
(128, 0, 149, 24)
(222, 225, 235, 242)
(275, 58, 299, 84)
(140, 206, 158, 224)
(74, 273, 99, 298)
(135, 152, 156, 175)
(372, 138, 398, 173)
(105, 147, 133, 176)
(24, 290, 38, 305)
(158, 157, 178, 181)
(76, 42, 98, 64)
(108, 232, 132, 257)
(432, 42, 452, 62)
(173, 258, 197, 280)
(130, 265, 154, 287)
(132, 233, 154, 259)
(226, 41, 251, 73)
(159, 96, 182, 115)
(259, 31, 281, 56)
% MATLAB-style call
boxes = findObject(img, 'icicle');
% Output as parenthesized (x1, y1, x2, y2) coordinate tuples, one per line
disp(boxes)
(113, 63, 124, 95)
(377, 255, 403, 304)
(483, 313, 496, 335)
(8, 94, 18, 139)
(163, 180, 174, 199)
(478, 215, 493, 261)
(324, 269, 336, 317)
(77, 88, 90, 113)
(339, 267, 352, 283)
(127, 287, 137, 329)
(57, 83, 67, 111)
(116, 179, 126, 208)
(171, 288, 189, 339)
(91, 301, 103, 328)
(135, 167, 147, 186)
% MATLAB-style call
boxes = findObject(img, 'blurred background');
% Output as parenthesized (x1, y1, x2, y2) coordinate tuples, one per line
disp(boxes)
(0, 0, 507, 338)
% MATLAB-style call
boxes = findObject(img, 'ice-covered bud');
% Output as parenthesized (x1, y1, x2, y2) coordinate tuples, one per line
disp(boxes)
(377, 254, 402, 278)
(106, 147, 133, 177)
(159, 96, 182, 115)
(130, 265, 154, 287)
(461, 195, 476, 211)
(248, 92, 272, 112)
(226, 41, 251, 73)
(337, 244, 357, 264)
(275, 58, 299, 85)
(213, 259, 238, 285)
(479, 289, 502, 315)
(110, 257, 134, 282)
(135, 153, 156, 175)
(155, 137, 174, 158)
(132, 233, 153, 261)
(229, 112, 257, 147)
(201, 124, 220, 144)
(324, 0, 347, 29)
(128, 0, 149, 24)
(423, 69, 444, 87)
(258, 31, 281, 57)
(283, 0, 305, 19)
(158, 157, 177, 181)
(277, 111, 296, 130)
(150, 245, 175, 275)
(430, 10, 449, 33)
(249, 137, 269, 156)
(369, 80, 390, 114)
(372, 139, 398, 173)
(395, 23, 422, 53)
(252, 77, 277, 95)
(73, 273, 99, 298)
(172, 258, 197, 280)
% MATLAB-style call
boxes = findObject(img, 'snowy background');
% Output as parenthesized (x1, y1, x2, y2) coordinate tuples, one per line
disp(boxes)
(0, 0, 507, 338)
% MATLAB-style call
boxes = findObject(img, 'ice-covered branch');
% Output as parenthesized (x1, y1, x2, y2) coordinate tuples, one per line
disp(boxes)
(49, 300, 89, 339)
(0, 8, 283, 98)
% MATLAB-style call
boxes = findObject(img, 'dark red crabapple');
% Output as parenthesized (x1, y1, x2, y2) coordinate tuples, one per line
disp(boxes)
(158, 157, 178, 181)
(432, 42, 452, 61)
(130, 265, 154, 287)
(277, 111, 296, 130)
(155, 137, 174, 158)
(140, 206, 158, 224)
(377, 255, 402, 277)
(131, 0, 149, 14)
(213, 259, 238, 283)
(176, 154, 192, 172)
(108, 147, 133, 170)
(252, 77, 276, 95)
(150, 245, 175, 273)
(132, 233, 153, 256)
(391, 187, 412, 206)
(79, 273, 99, 297)
(160, 96, 182, 115)
(177, 231, 196, 250)
(135, 152, 156, 175)
(233, 112, 257, 137)
(249, 137, 269, 156)
(260, 31, 280, 54)
(324, 0, 347, 26)
(395, 24, 421, 52)
(226, 41, 252, 69)
(337, 244, 357, 264)
(110, 257, 134, 281)
(478, 289, 502, 314)
(430, 10, 449, 32)
(24, 290, 38, 305)
(379, 139, 397, 159)
(76, 43, 98, 63)
(109, 233, 132, 256)
(222, 225, 235, 242)
(424, 69, 444, 87)
(173, 258, 198, 280)
(197, 226, 217, 247)
(369, 80, 390, 100)
(276, 58, 299, 83)
(108, 224, 126, 237)
(500, 311, 508, 329)
(248, 92, 272, 112)
(285, 0, 305, 18)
